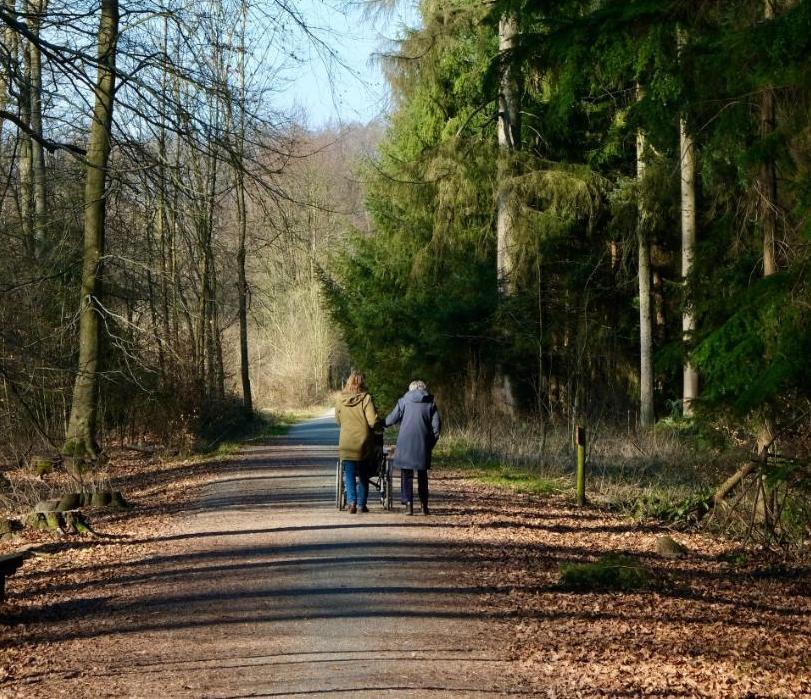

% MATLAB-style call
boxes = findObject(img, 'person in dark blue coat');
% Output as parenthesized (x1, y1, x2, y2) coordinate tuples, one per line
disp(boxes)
(385, 380, 441, 515)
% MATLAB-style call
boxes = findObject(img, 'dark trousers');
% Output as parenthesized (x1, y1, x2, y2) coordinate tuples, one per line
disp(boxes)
(400, 469, 428, 506)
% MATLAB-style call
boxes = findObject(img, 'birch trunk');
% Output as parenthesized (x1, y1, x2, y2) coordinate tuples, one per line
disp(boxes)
(63, 0, 118, 462)
(680, 111, 699, 416)
(636, 104, 654, 428)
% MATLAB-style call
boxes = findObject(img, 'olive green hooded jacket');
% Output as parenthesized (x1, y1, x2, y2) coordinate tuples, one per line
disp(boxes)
(335, 391, 380, 460)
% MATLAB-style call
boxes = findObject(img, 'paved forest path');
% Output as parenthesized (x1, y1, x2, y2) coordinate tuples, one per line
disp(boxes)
(7, 413, 534, 697)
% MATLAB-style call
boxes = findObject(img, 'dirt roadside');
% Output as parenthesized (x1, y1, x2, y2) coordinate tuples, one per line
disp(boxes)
(1, 414, 809, 698)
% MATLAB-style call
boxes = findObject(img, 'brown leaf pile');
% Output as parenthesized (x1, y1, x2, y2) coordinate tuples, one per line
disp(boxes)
(0, 448, 226, 692)
(432, 472, 811, 698)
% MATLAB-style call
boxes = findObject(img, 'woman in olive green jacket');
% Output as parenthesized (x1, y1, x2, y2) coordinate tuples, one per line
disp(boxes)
(335, 371, 381, 513)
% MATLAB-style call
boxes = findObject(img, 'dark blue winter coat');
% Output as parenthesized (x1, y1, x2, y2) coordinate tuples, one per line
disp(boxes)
(385, 389, 441, 470)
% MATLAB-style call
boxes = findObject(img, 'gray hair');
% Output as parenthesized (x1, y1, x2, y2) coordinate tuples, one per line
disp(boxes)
(408, 380, 427, 392)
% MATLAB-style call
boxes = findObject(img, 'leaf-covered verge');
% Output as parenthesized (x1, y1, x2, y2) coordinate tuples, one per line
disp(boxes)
(0, 438, 808, 696)
(434, 472, 811, 698)
(0, 409, 308, 523)
(0, 449, 230, 686)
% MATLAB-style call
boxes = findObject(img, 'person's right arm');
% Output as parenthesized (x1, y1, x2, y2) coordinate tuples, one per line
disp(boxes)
(335, 403, 341, 426)
(385, 399, 404, 427)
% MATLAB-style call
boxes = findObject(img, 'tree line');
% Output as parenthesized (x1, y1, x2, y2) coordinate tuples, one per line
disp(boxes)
(324, 0, 811, 528)
(0, 0, 333, 469)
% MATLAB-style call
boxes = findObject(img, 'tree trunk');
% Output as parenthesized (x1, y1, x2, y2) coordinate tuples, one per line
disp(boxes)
(680, 111, 699, 416)
(761, 1, 777, 277)
(636, 103, 654, 428)
(236, 170, 252, 413)
(496, 11, 521, 295)
(204, 136, 219, 397)
(145, 195, 164, 377)
(236, 7, 252, 414)
(494, 11, 521, 415)
(0, 0, 18, 154)
(156, 9, 170, 379)
(28, 0, 47, 248)
(757, 0, 778, 525)
(18, 21, 33, 247)
(63, 0, 119, 462)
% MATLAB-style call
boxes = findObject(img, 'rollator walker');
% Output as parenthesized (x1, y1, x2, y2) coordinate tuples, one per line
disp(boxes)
(336, 431, 394, 511)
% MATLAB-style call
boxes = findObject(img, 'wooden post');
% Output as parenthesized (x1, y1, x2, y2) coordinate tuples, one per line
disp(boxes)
(576, 426, 586, 506)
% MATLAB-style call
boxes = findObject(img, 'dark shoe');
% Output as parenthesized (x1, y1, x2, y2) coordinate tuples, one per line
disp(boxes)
(421, 505, 431, 515)
(348, 504, 357, 514)
(360, 505, 369, 513)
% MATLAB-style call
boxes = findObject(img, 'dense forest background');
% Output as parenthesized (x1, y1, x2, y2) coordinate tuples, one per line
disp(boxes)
(323, 0, 811, 549)
(0, 0, 809, 552)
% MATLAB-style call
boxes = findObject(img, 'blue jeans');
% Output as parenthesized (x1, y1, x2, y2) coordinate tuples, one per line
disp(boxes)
(342, 460, 369, 507)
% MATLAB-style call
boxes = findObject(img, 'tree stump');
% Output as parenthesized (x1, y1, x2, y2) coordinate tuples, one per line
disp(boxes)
(109, 491, 131, 510)
(57, 493, 83, 511)
(0, 518, 23, 540)
(34, 499, 62, 513)
(90, 490, 112, 508)
(26, 510, 91, 534)
(32, 490, 131, 513)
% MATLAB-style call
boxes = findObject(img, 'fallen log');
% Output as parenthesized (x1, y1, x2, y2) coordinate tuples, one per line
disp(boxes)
(692, 449, 766, 522)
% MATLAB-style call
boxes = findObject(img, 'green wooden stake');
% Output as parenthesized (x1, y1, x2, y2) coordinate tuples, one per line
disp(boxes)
(576, 426, 586, 506)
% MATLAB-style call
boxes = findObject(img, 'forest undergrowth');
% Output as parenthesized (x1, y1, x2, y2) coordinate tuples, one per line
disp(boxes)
(0, 408, 304, 526)
(434, 472, 811, 698)
(435, 418, 811, 561)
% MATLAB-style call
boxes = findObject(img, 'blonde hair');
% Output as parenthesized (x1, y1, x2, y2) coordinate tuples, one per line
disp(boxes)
(344, 371, 366, 394)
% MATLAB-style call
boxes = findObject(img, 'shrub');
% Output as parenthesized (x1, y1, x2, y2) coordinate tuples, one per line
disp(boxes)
(558, 555, 652, 591)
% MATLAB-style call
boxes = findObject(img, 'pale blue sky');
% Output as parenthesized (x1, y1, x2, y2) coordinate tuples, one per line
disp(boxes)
(273, 1, 418, 128)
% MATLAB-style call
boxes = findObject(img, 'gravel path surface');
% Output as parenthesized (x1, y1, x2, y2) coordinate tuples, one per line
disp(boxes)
(4, 413, 534, 698)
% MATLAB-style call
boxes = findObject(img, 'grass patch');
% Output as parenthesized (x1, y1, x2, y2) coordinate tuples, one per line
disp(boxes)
(558, 555, 653, 591)
(432, 423, 739, 521)
(477, 468, 567, 496)
(434, 434, 569, 496)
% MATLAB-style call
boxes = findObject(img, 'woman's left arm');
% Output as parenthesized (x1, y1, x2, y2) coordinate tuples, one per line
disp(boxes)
(364, 395, 382, 430)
